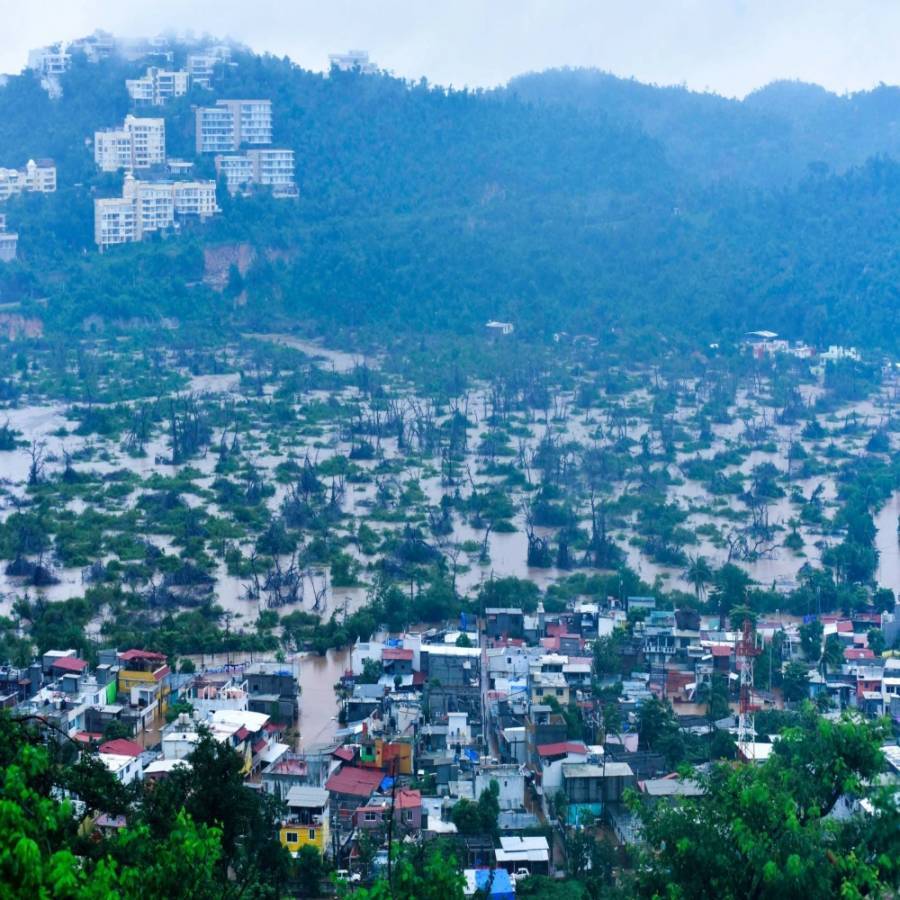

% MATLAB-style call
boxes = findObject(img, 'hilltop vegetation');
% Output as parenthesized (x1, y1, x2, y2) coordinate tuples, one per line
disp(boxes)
(2, 47, 900, 354)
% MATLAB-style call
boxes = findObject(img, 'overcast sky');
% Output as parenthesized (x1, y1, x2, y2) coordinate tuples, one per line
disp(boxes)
(3, 0, 900, 98)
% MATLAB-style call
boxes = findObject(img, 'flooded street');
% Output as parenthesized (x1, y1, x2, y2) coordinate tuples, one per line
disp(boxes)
(181, 647, 350, 747)
(296, 648, 350, 746)
(875, 491, 900, 597)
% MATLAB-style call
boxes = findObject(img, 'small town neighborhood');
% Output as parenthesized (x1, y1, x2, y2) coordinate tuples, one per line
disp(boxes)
(3, 587, 899, 893)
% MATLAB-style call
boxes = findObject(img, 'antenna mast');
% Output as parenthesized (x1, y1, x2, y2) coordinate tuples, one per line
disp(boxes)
(735, 617, 761, 758)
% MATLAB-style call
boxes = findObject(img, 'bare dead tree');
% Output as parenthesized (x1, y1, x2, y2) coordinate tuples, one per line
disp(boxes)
(27, 440, 46, 487)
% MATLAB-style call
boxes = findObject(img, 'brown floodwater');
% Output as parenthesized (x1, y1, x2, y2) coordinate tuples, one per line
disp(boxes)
(180, 647, 350, 747)
(875, 491, 900, 597)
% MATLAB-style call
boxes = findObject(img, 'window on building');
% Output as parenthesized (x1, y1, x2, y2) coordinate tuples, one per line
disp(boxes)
(308, 829, 316, 840)
(556, 688, 564, 696)
(285, 831, 298, 843)
(365, 812, 377, 822)
(403, 809, 413, 822)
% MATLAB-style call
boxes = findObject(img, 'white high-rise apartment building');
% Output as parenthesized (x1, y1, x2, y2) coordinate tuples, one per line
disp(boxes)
(195, 105, 235, 154)
(94, 198, 137, 250)
(187, 46, 231, 89)
(196, 100, 272, 153)
(94, 130, 132, 172)
(126, 67, 190, 106)
(124, 176, 175, 237)
(68, 30, 117, 63)
(24, 159, 57, 193)
(128, 117, 166, 169)
(0, 159, 57, 201)
(0, 212, 17, 263)
(172, 181, 220, 218)
(232, 100, 273, 146)
(214, 155, 254, 192)
(248, 149, 297, 196)
(27, 44, 71, 76)
(215, 148, 296, 197)
(94, 175, 219, 251)
(328, 50, 377, 73)
(28, 42, 70, 95)
(95, 116, 166, 171)
(0, 231, 18, 263)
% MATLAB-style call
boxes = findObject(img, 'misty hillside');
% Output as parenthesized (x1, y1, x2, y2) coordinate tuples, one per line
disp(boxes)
(507, 68, 900, 186)
(0, 46, 899, 352)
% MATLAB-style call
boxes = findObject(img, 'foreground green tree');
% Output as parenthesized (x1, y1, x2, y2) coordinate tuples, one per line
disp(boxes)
(0, 713, 290, 899)
(342, 843, 465, 900)
(633, 709, 898, 899)
(0, 715, 222, 899)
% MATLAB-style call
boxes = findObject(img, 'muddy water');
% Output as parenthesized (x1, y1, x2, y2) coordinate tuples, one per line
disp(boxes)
(245, 333, 376, 374)
(875, 491, 900, 597)
(2, 351, 898, 714)
(296, 648, 351, 747)
(181, 648, 350, 747)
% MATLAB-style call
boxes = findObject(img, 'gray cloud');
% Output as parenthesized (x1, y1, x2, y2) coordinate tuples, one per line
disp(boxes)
(2, 0, 900, 97)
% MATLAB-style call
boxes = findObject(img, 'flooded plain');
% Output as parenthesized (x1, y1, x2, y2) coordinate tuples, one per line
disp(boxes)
(1, 336, 897, 737)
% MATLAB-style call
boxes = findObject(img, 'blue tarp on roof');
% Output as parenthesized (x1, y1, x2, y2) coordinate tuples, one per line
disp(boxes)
(380, 775, 394, 792)
(464, 748, 480, 762)
(468, 869, 514, 899)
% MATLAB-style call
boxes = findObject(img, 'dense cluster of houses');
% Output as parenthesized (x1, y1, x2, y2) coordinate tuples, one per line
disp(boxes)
(4, 588, 897, 891)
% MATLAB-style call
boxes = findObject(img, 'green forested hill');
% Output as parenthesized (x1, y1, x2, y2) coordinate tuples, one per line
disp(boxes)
(508, 68, 900, 186)
(0, 48, 899, 352)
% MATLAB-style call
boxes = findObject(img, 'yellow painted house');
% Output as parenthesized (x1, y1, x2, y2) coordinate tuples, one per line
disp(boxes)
(280, 786, 330, 855)
(117, 649, 171, 715)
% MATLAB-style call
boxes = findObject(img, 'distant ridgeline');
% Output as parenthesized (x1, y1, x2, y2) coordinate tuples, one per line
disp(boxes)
(1, 40, 900, 353)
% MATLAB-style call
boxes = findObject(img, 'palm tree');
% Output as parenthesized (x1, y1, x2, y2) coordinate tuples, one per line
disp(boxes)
(685, 554, 713, 601)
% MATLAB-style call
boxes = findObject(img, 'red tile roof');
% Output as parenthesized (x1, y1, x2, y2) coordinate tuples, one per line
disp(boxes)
(234, 726, 250, 742)
(326, 765, 384, 797)
(846, 648, 875, 660)
(252, 738, 268, 754)
(51, 657, 88, 673)
(332, 746, 355, 762)
(394, 788, 421, 809)
(382, 648, 414, 662)
(537, 741, 588, 758)
(710, 646, 732, 657)
(412, 672, 426, 686)
(356, 789, 421, 815)
(99, 739, 143, 758)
